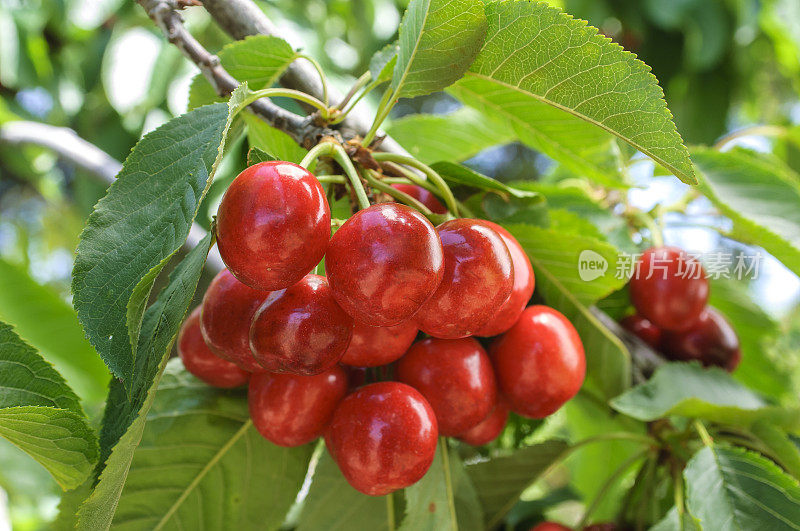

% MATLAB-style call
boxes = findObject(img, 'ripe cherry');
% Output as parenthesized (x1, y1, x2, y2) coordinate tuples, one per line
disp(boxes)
(250, 274, 353, 375)
(200, 269, 267, 372)
(390, 183, 447, 214)
(178, 307, 249, 388)
(457, 397, 509, 446)
(396, 337, 497, 436)
(325, 203, 444, 326)
(417, 219, 514, 339)
(475, 221, 535, 337)
(249, 366, 347, 447)
(340, 319, 418, 367)
(325, 382, 438, 496)
(661, 307, 741, 372)
(629, 246, 709, 331)
(620, 314, 662, 349)
(491, 306, 585, 419)
(216, 161, 331, 291)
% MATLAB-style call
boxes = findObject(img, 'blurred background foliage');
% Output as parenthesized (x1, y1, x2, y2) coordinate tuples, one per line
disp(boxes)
(0, 0, 799, 528)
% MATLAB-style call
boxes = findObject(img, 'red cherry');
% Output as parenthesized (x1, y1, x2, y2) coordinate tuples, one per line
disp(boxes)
(216, 161, 331, 291)
(417, 219, 514, 338)
(178, 307, 249, 388)
(530, 523, 572, 531)
(325, 382, 438, 496)
(661, 307, 741, 372)
(390, 184, 447, 214)
(200, 269, 267, 372)
(475, 222, 535, 337)
(629, 246, 709, 331)
(340, 319, 418, 367)
(250, 274, 353, 375)
(457, 397, 509, 446)
(325, 203, 444, 326)
(491, 306, 585, 419)
(248, 366, 348, 447)
(396, 337, 497, 436)
(620, 314, 662, 349)
(342, 365, 367, 391)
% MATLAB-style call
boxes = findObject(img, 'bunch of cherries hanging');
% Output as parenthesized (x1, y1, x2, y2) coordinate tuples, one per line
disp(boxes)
(177, 159, 586, 496)
(620, 246, 741, 372)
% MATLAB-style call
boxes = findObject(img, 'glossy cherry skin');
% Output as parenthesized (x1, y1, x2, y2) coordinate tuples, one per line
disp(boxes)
(325, 382, 438, 496)
(457, 397, 509, 446)
(396, 337, 497, 436)
(178, 307, 249, 388)
(491, 306, 586, 419)
(325, 203, 444, 326)
(249, 274, 353, 375)
(417, 219, 514, 339)
(620, 314, 662, 349)
(530, 523, 571, 531)
(200, 269, 268, 372)
(475, 222, 535, 337)
(340, 319, 418, 367)
(248, 366, 348, 447)
(629, 246, 709, 331)
(661, 307, 741, 372)
(390, 184, 447, 214)
(216, 161, 331, 291)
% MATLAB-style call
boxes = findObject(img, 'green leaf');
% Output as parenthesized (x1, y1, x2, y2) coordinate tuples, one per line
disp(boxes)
(610, 363, 800, 432)
(369, 42, 399, 84)
(650, 506, 700, 531)
(112, 360, 313, 530)
(431, 161, 540, 200)
(244, 112, 307, 163)
(453, 0, 694, 185)
(72, 88, 244, 384)
(503, 223, 631, 399)
(0, 322, 98, 490)
(684, 445, 800, 530)
(385, 108, 514, 164)
(391, 0, 487, 98)
(465, 440, 569, 528)
(77, 234, 214, 531)
(0, 258, 109, 406)
(399, 442, 482, 531)
(298, 451, 391, 531)
(188, 35, 299, 109)
(692, 146, 800, 277)
(247, 146, 277, 166)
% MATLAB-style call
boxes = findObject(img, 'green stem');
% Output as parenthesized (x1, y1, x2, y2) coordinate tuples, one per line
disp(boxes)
(672, 462, 685, 523)
(314, 175, 347, 184)
(299, 142, 337, 170)
(336, 71, 371, 111)
(363, 170, 434, 216)
(693, 420, 714, 447)
(386, 492, 396, 531)
(372, 153, 459, 217)
(440, 437, 458, 531)
(629, 208, 664, 247)
(246, 87, 329, 116)
(330, 145, 371, 211)
(299, 54, 329, 109)
(577, 449, 651, 529)
(362, 87, 395, 146)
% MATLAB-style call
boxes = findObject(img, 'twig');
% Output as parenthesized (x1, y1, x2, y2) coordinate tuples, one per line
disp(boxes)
(137, 0, 339, 148)
(0, 120, 225, 272)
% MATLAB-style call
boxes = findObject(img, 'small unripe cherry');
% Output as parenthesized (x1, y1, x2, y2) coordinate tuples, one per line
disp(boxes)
(216, 161, 331, 291)
(390, 184, 447, 214)
(417, 219, 514, 338)
(178, 307, 249, 388)
(475, 222, 535, 337)
(250, 274, 353, 375)
(326, 203, 444, 326)
(325, 382, 438, 496)
(200, 269, 268, 372)
(248, 366, 347, 447)
(620, 314, 662, 349)
(457, 397, 509, 446)
(491, 306, 585, 419)
(339, 319, 418, 367)
(396, 337, 497, 436)
(661, 307, 741, 372)
(629, 246, 709, 331)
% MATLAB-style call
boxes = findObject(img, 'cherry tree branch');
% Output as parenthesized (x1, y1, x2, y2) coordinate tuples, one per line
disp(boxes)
(137, 0, 341, 148)
(0, 120, 225, 272)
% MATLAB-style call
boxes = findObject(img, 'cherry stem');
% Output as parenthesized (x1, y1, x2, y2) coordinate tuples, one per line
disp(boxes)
(298, 54, 329, 109)
(628, 208, 664, 247)
(372, 153, 459, 217)
(439, 437, 458, 531)
(245, 87, 330, 119)
(693, 419, 714, 447)
(362, 87, 394, 146)
(335, 71, 371, 112)
(362, 170, 433, 216)
(300, 143, 371, 210)
(386, 492, 396, 531)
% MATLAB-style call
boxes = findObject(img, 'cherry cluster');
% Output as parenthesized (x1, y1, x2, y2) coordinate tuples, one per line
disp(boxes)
(621, 246, 741, 372)
(176, 160, 587, 496)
